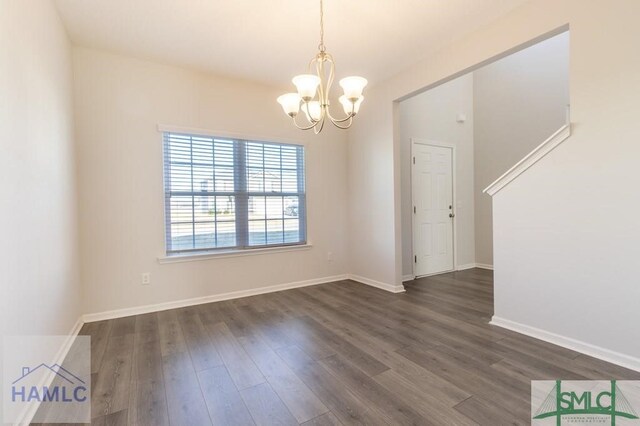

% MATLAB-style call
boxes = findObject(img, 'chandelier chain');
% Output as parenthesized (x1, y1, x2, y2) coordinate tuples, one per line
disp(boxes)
(318, 0, 325, 52)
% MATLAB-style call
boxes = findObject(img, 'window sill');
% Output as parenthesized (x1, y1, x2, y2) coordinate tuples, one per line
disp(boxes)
(157, 243, 313, 264)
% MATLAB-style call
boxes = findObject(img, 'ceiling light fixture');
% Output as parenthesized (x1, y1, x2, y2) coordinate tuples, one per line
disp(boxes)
(277, 0, 367, 134)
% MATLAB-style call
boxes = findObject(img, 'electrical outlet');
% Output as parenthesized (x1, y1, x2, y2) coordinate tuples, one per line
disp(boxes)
(327, 251, 333, 262)
(141, 273, 151, 285)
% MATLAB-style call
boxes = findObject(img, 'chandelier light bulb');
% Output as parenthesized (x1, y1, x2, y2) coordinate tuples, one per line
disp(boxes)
(277, 93, 302, 117)
(303, 101, 323, 122)
(339, 95, 364, 116)
(339, 76, 368, 101)
(292, 74, 321, 101)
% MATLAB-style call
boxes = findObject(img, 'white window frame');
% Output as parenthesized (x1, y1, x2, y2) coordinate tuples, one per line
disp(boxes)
(161, 127, 307, 257)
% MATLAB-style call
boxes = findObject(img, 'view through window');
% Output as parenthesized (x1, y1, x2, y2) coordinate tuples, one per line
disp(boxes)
(163, 132, 306, 254)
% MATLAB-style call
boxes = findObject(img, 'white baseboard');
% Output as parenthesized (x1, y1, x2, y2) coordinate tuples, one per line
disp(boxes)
(17, 316, 85, 425)
(83, 274, 348, 322)
(347, 274, 406, 293)
(402, 274, 415, 282)
(474, 263, 494, 270)
(455, 263, 477, 271)
(490, 316, 640, 373)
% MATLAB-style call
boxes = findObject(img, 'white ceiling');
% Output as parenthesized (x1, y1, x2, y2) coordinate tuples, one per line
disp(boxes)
(54, 0, 527, 87)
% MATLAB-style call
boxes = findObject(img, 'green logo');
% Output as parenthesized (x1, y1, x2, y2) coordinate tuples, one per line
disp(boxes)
(533, 380, 639, 425)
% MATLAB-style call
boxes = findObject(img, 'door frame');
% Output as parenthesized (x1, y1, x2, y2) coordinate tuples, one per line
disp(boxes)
(410, 138, 457, 278)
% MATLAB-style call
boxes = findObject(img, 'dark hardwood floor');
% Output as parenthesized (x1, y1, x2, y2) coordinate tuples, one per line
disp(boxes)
(40, 268, 640, 425)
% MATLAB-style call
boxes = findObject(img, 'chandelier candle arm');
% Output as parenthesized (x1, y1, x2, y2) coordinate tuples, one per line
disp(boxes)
(277, 0, 367, 133)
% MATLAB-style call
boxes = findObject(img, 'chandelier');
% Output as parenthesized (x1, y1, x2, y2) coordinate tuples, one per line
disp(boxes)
(277, 0, 367, 134)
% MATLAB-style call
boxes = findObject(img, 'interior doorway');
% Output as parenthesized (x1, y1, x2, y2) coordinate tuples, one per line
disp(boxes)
(399, 30, 570, 281)
(412, 140, 455, 277)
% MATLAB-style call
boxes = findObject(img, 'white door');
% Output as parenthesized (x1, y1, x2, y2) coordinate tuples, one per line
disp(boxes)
(412, 142, 454, 277)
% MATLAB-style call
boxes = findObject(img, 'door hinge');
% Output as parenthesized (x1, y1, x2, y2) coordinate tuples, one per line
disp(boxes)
(414, 255, 417, 263)
(413, 156, 415, 165)
(413, 206, 416, 214)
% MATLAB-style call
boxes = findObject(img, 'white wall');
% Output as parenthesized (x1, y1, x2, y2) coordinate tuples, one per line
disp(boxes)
(0, 0, 81, 357)
(72, 48, 349, 316)
(399, 74, 475, 277)
(473, 32, 569, 266)
(348, 0, 640, 364)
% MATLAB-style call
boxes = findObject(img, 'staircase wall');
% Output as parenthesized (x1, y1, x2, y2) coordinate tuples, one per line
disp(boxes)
(473, 32, 569, 267)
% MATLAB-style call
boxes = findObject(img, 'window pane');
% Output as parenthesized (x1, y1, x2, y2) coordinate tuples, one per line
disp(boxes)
(266, 220, 284, 244)
(217, 221, 236, 247)
(169, 163, 192, 192)
(282, 170, 297, 192)
(264, 169, 281, 192)
(214, 140, 234, 166)
(216, 196, 235, 221)
(194, 195, 215, 221)
(266, 196, 284, 220)
(193, 165, 213, 189)
(284, 219, 300, 243)
(249, 220, 266, 245)
(248, 196, 265, 220)
(214, 166, 234, 192)
(281, 146, 298, 169)
(246, 142, 263, 168)
(170, 222, 194, 251)
(263, 144, 281, 169)
(283, 196, 299, 218)
(247, 168, 264, 192)
(168, 135, 191, 163)
(194, 222, 215, 249)
(191, 138, 213, 164)
(170, 196, 193, 223)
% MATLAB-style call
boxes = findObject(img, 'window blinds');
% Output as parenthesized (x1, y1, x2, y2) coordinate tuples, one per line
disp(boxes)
(163, 132, 306, 254)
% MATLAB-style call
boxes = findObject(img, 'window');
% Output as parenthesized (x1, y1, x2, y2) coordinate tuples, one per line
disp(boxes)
(163, 132, 306, 254)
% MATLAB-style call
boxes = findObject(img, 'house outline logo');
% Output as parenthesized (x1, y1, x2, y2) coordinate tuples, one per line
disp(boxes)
(12, 364, 86, 386)
(11, 364, 88, 403)
(532, 380, 640, 425)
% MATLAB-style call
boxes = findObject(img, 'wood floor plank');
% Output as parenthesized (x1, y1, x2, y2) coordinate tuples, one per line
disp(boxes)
(80, 320, 112, 374)
(162, 351, 212, 425)
(276, 345, 387, 426)
(109, 316, 136, 337)
(91, 408, 129, 426)
(302, 412, 343, 426)
(198, 366, 256, 425)
(454, 395, 528, 425)
(129, 314, 169, 426)
(205, 321, 266, 390)
(396, 344, 530, 419)
(372, 369, 477, 426)
(238, 333, 329, 423)
(240, 382, 298, 426)
(319, 353, 428, 425)
(128, 377, 169, 426)
(157, 309, 187, 356)
(92, 334, 135, 419)
(176, 307, 224, 371)
(297, 315, 390, 377)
